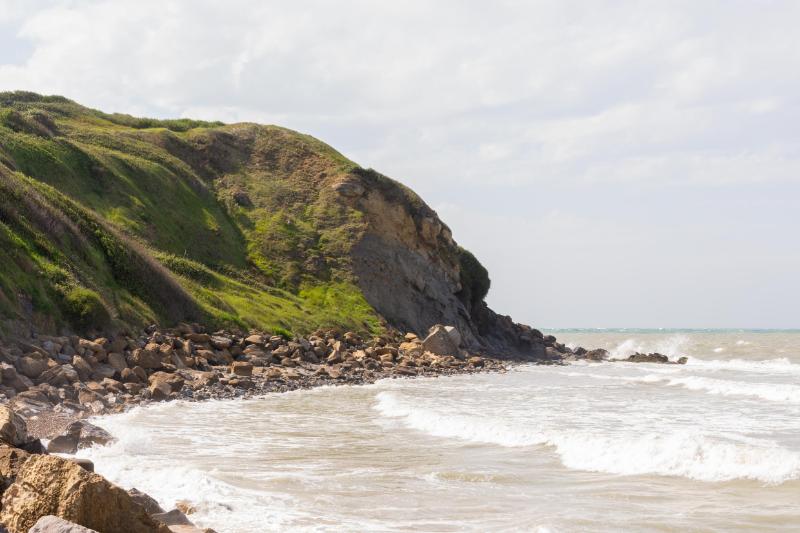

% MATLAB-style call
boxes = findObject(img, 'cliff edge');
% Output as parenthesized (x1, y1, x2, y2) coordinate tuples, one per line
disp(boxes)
(0, 92, 544, 358)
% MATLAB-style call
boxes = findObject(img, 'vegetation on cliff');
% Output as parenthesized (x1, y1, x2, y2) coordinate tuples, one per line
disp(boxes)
(0, 92, 490, 339)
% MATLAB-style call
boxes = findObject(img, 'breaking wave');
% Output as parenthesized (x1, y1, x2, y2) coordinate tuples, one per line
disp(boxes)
(374, 392, 800, 484)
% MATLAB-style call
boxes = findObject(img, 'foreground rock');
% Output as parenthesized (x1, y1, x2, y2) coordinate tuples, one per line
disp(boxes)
(0, 451, 170, 533)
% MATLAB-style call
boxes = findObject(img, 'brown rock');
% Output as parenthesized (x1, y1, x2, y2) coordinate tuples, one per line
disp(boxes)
(209, 336, 232, 350)
(148, 382, 171, 401)
(128, 487, 164, 515)
(175, 501, 196, 515)
(0, 406, 29, 447)
(229, 362, 253, 377)
(325, 350, 344, 364)
(71, 356, 93, 382)
(244, 334, 264, 346)
(0, 454, 170, 533)
(185, 333, 210, 344)
(107, 353, 128, 372)
(151, 509, 191, 526)
(17, 357, 47, 380)
(130, 348, 162, 370)
(625, 352, 669, 363)
(421, 325, 463, 359)
(120, 368, 140, 384)
(148, 372, 185, 393)
(89, 364, 116, 381)
(37, 365, 79, 387)
(0, 445, 29, 490)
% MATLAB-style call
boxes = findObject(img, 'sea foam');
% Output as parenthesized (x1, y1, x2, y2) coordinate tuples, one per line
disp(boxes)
(374, 391, 800, 484)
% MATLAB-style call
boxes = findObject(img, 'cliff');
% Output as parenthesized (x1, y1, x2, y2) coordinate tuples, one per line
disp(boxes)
(0, 92, 543, 358)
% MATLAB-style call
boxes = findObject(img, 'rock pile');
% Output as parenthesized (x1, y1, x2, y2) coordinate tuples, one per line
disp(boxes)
(0, 324, 509, 427)
(0, 405, 212, 533)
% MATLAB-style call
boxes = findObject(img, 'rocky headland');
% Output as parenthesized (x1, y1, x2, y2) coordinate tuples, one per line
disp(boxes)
(0, 93, 688, 532)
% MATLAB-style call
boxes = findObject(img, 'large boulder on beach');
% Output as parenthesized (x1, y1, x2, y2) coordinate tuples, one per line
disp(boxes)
(0, 453, 170, 533)
(421, 325, 464, 359)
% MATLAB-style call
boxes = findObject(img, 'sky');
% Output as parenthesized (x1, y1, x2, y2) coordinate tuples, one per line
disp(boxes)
(0, 0, 798, 328)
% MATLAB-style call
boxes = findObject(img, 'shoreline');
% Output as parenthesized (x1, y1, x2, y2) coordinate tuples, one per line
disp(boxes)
(0, 323, 548, 532)
(0, 322, 691, 532)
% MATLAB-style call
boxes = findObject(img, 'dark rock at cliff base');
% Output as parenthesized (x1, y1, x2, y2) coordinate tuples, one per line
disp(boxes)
(28, 515, 99, 533)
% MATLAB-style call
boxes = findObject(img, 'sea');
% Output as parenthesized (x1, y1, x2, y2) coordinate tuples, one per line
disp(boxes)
(79, 329, 800, 532)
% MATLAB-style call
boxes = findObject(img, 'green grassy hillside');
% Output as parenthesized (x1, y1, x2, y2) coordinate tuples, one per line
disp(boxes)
(0, 92, 385, 336)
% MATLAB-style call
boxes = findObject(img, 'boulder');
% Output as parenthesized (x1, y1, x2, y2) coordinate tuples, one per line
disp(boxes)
(46, 421, 114, 454)
(36, 365, 79, 387)
(244, 334, 264, 346)
(0, 406, 28, 447)
(120, 368, 141, 384)
(148, 382, 171, 401)
(129, 348, 162, 370)
(399, 342, 422, 357)
(107, 353, 128, 372)
(151, 509, 192, 526)
(148, 372, 184, 393)
(17, 357, 47, 380)
(625, 352, 669, 363)
(326, 351, 343, 364)
(28, 515, 99, 533)
(127, 488, 164, 516)
(468, 356, 484, 367)
(421, 325, 463, 359)
(229, 362, 253, 377)
(71, 357, 93, 382)
(209, 336, 232, 350)
(584, 349, 609, 361)
(89, 365, 116, 381)
(0, 454, 170, 533)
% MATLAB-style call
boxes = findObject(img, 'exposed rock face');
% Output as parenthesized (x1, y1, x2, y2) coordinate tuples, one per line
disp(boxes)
(347, 170, 545, 358)
(0, 453, 170, 533)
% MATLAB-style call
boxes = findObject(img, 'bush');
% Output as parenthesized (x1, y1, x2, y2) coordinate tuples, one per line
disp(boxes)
(457, 246, 490, 309)
(63, 287, 110, 330)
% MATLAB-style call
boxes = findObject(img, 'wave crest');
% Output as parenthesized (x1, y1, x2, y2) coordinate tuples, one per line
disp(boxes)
(374, 392, 800, 484)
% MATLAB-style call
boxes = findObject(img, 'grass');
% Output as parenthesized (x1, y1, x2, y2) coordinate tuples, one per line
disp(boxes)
(0, 91, 489, 338)
(0, 92, 384, 336)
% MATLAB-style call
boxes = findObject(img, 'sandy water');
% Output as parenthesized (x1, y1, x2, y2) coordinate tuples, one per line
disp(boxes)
(80, 330, 800, 532)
